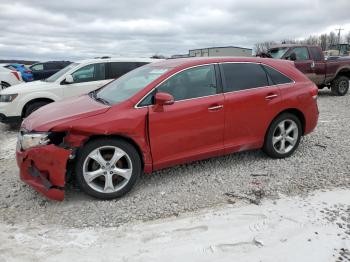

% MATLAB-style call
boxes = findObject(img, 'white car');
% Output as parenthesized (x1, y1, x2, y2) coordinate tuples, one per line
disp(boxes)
(0, 58, 160, 123)
(0, 66, 23, 90)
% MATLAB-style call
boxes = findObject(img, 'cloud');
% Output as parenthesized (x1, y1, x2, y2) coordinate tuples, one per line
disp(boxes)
(0, 0, 350, 61)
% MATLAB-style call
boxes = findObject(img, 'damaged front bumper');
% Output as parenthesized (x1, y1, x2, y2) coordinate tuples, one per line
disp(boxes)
(16, 144, 72, 201)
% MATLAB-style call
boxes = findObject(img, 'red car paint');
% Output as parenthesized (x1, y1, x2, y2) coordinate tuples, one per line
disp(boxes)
(17, 57, 319, 200)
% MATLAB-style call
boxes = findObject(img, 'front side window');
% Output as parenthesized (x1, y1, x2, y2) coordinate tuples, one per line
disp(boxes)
(31, 64, 43, 71)
(291, 47, 310, 61)
(71, 63, 106, 83)
(221, 63, 268, 92)
(157, 65, 217, 101)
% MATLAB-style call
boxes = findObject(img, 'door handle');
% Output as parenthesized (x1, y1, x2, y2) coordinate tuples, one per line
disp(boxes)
(265, 94, 278, 100)
(208, 105, 223, 111)
(311, 61, 315, 69)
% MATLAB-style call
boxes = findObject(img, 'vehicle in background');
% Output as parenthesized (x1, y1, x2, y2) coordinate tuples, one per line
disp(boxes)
(0, 58, 161, 123)
(0, 66, 23, 90)
(259, 44, 350, 96)
(16, 57, 319, 200)
(30, 61, 72, 80)
(5, 64, 33, 82)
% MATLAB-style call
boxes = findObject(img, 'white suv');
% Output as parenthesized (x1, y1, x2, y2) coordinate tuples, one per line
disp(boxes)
(0, 58, 160, 123)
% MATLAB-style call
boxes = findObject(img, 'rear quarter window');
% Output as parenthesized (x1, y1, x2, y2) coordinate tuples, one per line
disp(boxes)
(263, 65, 293, 85)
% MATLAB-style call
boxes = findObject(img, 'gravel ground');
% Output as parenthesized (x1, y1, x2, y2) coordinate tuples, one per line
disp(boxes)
(0, 89, 349, 229)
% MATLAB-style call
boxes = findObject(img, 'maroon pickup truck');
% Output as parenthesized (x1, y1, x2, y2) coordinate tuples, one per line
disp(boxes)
(261, 45, 350, 96)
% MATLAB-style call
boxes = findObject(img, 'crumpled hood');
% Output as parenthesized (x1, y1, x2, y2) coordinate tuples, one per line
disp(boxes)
(22, 95, 110, 132)
(0, 80, 53, 95)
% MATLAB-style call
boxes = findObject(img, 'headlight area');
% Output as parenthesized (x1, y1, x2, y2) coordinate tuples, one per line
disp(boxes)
(19, 131, 66, 151)
(0, 94, 18, 103)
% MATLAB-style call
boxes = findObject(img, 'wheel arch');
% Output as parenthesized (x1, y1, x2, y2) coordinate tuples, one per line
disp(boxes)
(78, 134, 146, 170)
(335, 67, 350, 79)
(21, 98, 55, 117)
(269, 108, 306, 135)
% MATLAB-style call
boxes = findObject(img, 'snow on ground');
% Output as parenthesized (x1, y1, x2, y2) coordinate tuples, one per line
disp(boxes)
(0, 189, 349, 262)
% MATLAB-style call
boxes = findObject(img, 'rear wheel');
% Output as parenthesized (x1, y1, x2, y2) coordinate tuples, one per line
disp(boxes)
(75, 138, 141, 200)
(331, 76, 349, 96)
(0, 82, 10, 90)
(263, 113, 302, 158)
(24, 101, 50, 117)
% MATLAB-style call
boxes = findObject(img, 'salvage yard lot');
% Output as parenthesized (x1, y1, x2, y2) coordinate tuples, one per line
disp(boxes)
(0, 89, 349, 229)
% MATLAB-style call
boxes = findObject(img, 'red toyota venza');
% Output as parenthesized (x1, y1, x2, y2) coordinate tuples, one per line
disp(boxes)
(16, 57, 319, 201)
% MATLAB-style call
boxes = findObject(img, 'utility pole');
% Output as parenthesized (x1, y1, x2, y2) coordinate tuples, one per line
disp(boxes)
(336, 28, 344, 55)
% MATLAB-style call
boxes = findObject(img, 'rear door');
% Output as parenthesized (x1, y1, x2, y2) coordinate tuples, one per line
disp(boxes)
(148, 64, 225, 169)
(62, 63, 111, 98)
(220, 62, 286, 153)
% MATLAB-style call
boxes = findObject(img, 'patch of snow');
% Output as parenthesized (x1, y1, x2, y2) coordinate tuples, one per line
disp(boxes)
(0, 189, 350, 262)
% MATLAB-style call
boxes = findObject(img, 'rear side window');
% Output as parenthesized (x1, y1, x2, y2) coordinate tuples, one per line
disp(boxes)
(221, 63, 268, 92)
(310, 47, 323, 61)
(109, 62, 148, 79)
(263, 65, 293, 85)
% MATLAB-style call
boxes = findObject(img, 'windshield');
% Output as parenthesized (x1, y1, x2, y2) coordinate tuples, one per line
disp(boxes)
(44, 63, 79, 82)
(96, 64, 170, 105)
(267, 48, 289, 59)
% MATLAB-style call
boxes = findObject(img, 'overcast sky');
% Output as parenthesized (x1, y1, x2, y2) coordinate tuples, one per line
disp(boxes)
(0, 0, 350, 61)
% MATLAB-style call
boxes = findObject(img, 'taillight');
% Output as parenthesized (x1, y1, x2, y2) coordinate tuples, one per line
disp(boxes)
(310, 85, 318, 100)
(11, 71, 21, 81)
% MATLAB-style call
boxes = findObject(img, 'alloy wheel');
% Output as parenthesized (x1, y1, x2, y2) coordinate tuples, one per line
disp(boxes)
(272, 119, 299, 154)
(82, 146, 133, 194)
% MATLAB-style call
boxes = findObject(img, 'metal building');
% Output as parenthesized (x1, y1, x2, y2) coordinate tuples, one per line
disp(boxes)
(189, 46, 252, 57)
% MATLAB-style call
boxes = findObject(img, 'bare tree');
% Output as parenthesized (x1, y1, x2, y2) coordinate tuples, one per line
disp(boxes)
(320, 34, 327, 51)
(328, 32, 337, 48)
(254, 41, 277, 54)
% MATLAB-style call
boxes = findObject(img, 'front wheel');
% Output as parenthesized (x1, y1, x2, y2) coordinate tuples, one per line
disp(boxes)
(263, 113, 302, 158)
(331, 76, 349, 96)
(75, 138, 141, 200)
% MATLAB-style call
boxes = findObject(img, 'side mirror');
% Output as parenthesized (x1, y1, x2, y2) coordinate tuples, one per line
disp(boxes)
(64, 74, 74, 84)
(154, 92, 174, 106)
(288, 52, 297, 61)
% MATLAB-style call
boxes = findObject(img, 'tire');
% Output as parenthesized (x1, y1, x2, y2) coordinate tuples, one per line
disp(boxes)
(331, 76, 349, 96)
(0, 82, 10, 90)
(75, 138, 141, 200)
(263, 113, 302, 159)
(24, 101, 50, 117)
